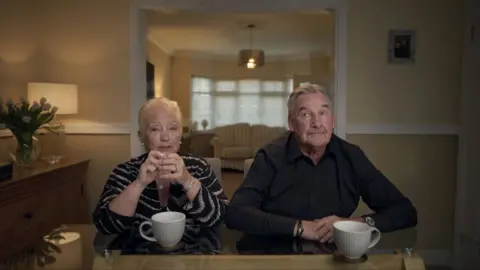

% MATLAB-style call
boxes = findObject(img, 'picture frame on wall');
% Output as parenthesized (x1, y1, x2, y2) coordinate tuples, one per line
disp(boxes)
(388, 29, 416, 64)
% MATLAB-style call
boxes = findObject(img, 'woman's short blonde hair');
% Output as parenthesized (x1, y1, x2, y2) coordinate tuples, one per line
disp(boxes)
(138, 97, 182, 133)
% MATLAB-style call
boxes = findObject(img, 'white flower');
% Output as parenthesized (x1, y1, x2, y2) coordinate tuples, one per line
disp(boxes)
(22, 116, 32, 123)
(51, 106, 58, 113)
(31, 102, 41, 110)
(40, 97, 47, 105)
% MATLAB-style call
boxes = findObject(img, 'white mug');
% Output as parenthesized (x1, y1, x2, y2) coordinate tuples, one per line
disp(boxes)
(139, 211, 186, 247)
(333, 220, 381, 259)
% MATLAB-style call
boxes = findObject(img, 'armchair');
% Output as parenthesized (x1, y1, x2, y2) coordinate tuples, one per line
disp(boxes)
(204, 157, 222, 183)
(244, 158, 254, 179)
(210, 123, 287, 171)
(209, 123, 252, 171)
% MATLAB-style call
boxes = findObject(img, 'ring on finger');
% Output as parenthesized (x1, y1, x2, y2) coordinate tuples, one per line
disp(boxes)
(171, 164, 179, 174)
(147, 164, 156, 172)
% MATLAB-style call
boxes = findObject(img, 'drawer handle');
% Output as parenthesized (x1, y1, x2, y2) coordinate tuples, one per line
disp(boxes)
(23, 212, 33, 219)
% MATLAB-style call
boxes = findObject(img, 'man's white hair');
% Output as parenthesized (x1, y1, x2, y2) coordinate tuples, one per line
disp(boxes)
(287, 82, 332, 115)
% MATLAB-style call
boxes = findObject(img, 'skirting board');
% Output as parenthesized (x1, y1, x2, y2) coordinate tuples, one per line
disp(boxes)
(347, 124, 459, 135)
(0, 123, 460, 137)
(0, 122, 131, 137)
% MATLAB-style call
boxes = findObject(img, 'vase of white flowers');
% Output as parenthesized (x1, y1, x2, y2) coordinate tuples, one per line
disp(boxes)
(0, 97, 59, 167)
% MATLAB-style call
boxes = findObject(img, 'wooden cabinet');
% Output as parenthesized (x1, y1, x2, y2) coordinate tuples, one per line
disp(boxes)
(0, 158, 90, 261)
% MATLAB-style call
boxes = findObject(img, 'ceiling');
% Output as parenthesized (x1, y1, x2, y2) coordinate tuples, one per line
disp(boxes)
(146, 10, 335, 58)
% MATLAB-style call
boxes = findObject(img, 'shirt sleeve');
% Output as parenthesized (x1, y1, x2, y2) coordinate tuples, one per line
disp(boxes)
(182, 158, 229, 227)
(225, 151, 297, 236)
(92, 163, 137, 235)
(352, 146, 418, 232)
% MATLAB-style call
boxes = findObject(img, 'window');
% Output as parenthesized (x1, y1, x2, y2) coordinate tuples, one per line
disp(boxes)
(191, 77, 294, 129)
(190, 77, 213, 127)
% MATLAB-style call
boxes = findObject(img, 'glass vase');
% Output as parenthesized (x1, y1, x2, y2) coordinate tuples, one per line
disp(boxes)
(9, 133, 41, 167)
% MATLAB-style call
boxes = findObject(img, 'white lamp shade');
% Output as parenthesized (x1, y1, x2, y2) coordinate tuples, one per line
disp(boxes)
(27, 82, 78, 114)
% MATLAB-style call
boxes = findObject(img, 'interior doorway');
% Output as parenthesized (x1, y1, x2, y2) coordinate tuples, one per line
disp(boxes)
(147, 11, 334, 131)
(128, 0, 348, 157)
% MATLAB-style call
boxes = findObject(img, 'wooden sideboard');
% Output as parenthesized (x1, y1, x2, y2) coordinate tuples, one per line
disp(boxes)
(0, 158, 90, 262)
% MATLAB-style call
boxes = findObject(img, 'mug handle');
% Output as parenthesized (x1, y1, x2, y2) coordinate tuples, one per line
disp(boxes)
(139, 221, 156, 242)
(368, 227, 381, 248)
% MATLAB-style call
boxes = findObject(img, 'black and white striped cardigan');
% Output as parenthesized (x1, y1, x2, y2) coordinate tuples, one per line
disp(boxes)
(92, 152, 228, 235)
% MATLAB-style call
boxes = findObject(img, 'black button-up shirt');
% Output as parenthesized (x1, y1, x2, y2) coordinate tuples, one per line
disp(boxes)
(225, 132, 417, 236)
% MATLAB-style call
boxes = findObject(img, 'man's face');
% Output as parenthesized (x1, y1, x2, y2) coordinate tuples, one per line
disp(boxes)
(288, 92, 334, 148)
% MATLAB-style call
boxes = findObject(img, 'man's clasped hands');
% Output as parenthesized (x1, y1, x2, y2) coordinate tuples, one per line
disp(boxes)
(300, 215, 355, 243)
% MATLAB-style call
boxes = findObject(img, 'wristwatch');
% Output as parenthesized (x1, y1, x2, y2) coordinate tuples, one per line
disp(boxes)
(295, 220, 304, 238)
(362, 216, 375, 227)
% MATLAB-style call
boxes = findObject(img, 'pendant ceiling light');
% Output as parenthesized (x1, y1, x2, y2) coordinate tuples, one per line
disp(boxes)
(238, 24, 265, 69)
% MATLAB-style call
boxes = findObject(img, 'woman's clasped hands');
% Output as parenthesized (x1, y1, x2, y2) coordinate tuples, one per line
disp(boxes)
(137, 150, 190, 187)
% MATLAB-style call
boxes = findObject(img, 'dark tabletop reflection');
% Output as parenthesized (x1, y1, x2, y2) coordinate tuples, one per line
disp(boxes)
(236, 234, 337, 255)
(0, 224, 419, 270)
(96, 224, 417, 257)
(117, 225, 222, 255)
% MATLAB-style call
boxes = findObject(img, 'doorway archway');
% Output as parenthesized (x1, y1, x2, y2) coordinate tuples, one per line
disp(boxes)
(129, 0, 348, 157)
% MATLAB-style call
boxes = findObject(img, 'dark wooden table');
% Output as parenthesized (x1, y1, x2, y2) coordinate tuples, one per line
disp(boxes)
(0, 224, 425, 270)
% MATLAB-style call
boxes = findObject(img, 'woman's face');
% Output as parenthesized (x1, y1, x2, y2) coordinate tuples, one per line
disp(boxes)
(140, 106, 182, 153)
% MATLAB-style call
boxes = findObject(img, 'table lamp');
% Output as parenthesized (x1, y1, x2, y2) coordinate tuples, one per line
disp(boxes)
(28, 82, 78, 115)
(43, 231, 82, 269)
(27, 82, 78, 164)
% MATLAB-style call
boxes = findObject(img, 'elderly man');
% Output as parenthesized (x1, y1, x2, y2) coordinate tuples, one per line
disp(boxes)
(225, 83, 417, 243)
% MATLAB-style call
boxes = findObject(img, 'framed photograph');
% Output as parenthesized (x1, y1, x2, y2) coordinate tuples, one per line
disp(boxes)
(388, 29, 416, 64)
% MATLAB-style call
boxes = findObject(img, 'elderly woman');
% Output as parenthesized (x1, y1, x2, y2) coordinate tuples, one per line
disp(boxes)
(92, 97, 228, 235)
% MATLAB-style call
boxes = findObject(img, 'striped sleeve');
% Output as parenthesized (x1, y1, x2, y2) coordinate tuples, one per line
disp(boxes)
(92, 162, 138, 235)
(182, 157, 229, 227)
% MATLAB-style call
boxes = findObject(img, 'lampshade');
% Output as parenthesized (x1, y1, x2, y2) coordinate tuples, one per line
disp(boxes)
(27, 82, 78, 114)
(238, 49, 265, 69)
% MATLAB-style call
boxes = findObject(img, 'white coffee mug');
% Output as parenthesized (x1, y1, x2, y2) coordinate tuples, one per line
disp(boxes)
(333, 220, 381, 259)
(139, 211, 186, 247)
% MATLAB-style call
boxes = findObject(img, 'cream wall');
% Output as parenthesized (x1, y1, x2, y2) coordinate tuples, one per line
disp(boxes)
(0, 0, 132, 122)
(346, 0, 464, 258)
(347, 0, 462, 125)
(147, 40, 172, 98)
(0, 0, 132, 219)
(349, 135, 457, 251)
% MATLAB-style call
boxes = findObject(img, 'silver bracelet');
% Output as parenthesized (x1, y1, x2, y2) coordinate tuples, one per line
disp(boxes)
(183, 176, 196, 192)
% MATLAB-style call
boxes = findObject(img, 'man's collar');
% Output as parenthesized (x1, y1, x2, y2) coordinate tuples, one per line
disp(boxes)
(286, 132, 304, 163)
(286, 132, 338, 163)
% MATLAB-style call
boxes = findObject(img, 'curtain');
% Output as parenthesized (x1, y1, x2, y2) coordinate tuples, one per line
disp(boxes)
(191, 77, 293, 129)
